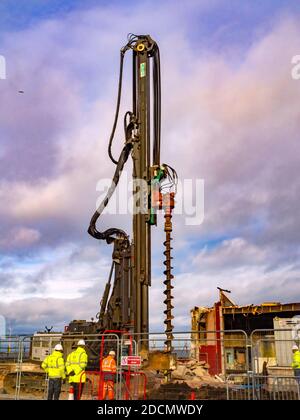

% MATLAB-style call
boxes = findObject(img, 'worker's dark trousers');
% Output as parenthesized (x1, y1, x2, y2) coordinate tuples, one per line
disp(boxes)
(48, 378, 62, 400)
(294, 369, 300, 384)
(73, 382, 84, 400)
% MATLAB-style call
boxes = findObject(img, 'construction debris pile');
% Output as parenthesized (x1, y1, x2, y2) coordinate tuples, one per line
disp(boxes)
(172, 359, 224, 386)
(145, 359, 227, 400)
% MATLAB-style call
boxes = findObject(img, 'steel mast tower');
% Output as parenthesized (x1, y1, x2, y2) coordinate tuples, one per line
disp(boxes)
(88, 35, 177, 351)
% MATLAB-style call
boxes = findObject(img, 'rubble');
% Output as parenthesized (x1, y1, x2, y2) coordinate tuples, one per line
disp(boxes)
(147, 379, 227, 400)
(144, 358, 227, 400)
(214, 374, 225, 383)
(172, 365, 187, 379)
(171, 360, 219, 385)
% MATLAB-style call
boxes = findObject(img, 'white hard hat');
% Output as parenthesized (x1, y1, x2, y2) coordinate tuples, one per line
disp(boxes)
(109, 350, 116, 356)
(54, 344, 63, 351)
(77, 339, 86, 346)
(292, 344, 299, 350)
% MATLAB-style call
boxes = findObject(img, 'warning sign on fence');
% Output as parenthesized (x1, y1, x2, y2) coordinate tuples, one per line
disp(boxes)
(121, 356, 142, 366)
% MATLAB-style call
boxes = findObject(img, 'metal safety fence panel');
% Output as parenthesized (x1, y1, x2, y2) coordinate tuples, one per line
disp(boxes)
(120, 371, 147, 400)
(15, 336, 47, 400)
(3, 329, 300, 400)
(79, 370, 146, 400)
(226, 374, 300, 400)
(252, 375, 299, 400)
(0, 336, 20, 362)
(63, 334, 123, 400)
(251, 375, 300, 400)
(99, 332, 140, 400)
(78, 371, 101, 400)
(135, 330, 248, 400)
(250, 329, 297, 373)
(0, 336, 23, 400)
(13, 333, 77, 400)
(271, 376, 300, 400)
(9, 334, 122, 400)
(137, 330, 249, 376)
(0, 332, 138, 400)
(226, 374, 251, 400)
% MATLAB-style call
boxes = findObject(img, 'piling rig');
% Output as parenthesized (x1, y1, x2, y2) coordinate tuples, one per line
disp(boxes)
(0, 36, 177, 397)
(65, 34, 177, 361)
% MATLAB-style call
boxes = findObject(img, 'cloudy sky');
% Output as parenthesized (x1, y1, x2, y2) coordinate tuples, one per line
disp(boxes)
(0, 0, 300, 334)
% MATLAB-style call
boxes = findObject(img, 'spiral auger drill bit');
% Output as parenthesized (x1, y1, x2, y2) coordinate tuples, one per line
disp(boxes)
(162, 192, 175, 353)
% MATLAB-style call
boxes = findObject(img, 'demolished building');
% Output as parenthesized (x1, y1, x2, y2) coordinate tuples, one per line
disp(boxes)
(191, 289, 300, 375)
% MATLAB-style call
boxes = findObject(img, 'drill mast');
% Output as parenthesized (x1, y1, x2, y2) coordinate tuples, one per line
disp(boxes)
(88, 35, 177, 349)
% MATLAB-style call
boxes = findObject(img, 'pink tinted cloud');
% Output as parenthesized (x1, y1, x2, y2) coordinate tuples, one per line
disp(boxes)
(0, 6, 300, 330)
(0, 227, 41, 249)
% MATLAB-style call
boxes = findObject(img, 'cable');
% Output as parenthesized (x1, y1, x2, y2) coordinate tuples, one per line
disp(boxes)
(88, 141, 132, 243)
(153, 45, 161, 166)
(160, 164, 178, 193)
(89, 35, 166, 245)
(108, 34, 140, 164)
(108, 51, 125, 165)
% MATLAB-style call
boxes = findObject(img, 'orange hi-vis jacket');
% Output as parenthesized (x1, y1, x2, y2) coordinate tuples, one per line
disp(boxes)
(101, 356, 116, 382)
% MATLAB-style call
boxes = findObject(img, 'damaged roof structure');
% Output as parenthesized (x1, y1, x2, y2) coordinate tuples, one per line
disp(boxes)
(191, 289, 300, 376)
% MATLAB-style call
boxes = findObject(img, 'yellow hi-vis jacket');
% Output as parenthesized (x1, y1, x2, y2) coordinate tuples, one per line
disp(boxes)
(66, 347, 88, 383)
(292, 350, 300, 369)
(41, 350, 66, 379)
